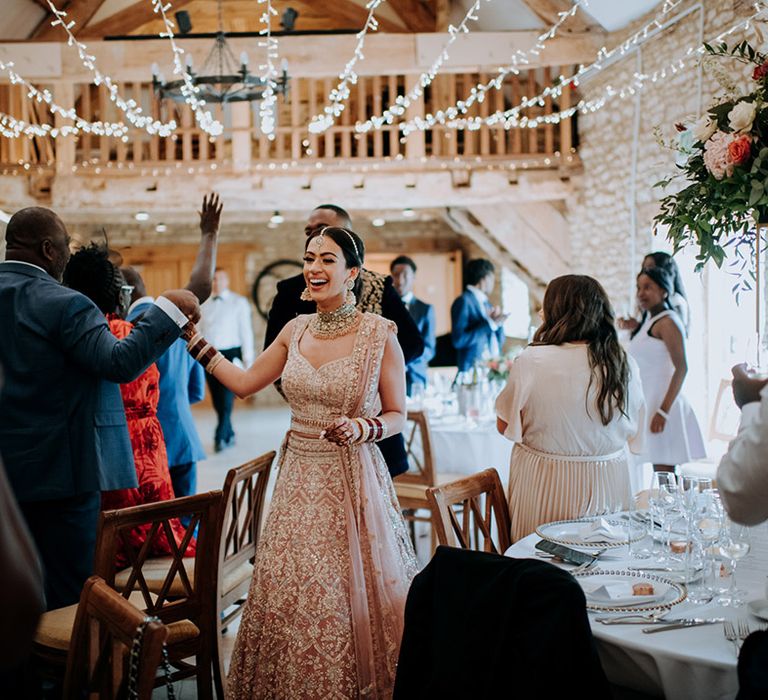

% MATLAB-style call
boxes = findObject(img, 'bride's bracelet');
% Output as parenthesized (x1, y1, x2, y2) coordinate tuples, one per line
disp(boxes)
(352, 417, 389, 443)
(187, 333, 225, 374)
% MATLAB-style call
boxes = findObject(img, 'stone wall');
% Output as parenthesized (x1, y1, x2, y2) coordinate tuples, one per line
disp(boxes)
(567, 0, 756, 305)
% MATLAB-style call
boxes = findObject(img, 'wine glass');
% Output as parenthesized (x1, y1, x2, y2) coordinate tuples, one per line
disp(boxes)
(693, 491, 723, 602)
(717, 520, 752, 606)
(650, 472, 678, 563)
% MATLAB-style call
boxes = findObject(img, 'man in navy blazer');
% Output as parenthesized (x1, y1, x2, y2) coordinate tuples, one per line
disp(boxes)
(451, 259, 507, 372)
(0, 207, 200, 609)
(123, 268, 206, 500)
(390, 256, 436, 396)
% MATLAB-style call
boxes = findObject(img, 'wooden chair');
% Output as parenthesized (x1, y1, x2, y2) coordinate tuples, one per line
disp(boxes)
(213, 450, 276, 698)
(394, 410, 464, 551)
(33, 491, 222, 699)
(394, 410, 438, 549)
(426, 468, 512, 554)
(63, 576, 169, 700)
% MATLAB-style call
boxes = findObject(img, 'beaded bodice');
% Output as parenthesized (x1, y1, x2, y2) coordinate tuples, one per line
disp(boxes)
(282, 312, 394, 434)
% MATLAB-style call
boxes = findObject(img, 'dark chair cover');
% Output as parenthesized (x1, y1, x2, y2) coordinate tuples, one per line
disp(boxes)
(394, 546, 611, 699)
(737, 629, 768, 700)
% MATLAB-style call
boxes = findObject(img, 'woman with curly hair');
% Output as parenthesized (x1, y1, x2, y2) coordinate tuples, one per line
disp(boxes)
(496, 275, 646, 541)
(63, 243, 195, 566)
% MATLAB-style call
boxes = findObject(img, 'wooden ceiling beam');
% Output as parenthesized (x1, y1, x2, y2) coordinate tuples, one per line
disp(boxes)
(79, 0, 195, 39)
(32, 0, 108, 40)
(388, 0, 435, 33)
(521, 0, 593, 33)
(322, 0, 405, 33)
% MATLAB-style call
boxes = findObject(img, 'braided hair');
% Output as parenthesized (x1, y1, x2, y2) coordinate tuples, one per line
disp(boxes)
(63, 243, 123, 314)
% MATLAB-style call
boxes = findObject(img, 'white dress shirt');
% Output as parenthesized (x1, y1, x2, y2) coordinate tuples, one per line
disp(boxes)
(199, 289, 255, 366)
(717, 385, 768, 525)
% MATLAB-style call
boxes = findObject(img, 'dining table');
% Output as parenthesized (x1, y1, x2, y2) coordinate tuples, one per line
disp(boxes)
(505, 518, 768, 700)
(423, 412, 512, 482)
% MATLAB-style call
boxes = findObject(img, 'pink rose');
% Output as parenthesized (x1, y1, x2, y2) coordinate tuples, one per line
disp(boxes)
(703, 131, 734, 180)
(728, 135, 752, 166)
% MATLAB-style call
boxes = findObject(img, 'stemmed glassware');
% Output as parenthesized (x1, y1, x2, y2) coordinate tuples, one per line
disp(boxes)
(717, 519, 752, 606)
(649, 472, 679, 563)
(694, 491, 724, 603)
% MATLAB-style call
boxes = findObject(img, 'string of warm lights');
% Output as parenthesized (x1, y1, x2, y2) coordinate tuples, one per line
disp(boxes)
(0, 59, 130, 140)
(307, 0, 387, 134)
(356, 0, 497, 135)
(151, 0, 223, 137)
(443, 2, 767, 132)
(396, 0, 586, 136)
(398, 0, 687, 135)
(46, 0, 177, 137)
(257, 0, 279, 140)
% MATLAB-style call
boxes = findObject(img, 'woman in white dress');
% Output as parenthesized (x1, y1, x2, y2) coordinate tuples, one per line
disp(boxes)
(628, 266, 706, 474)
(495, 275, 645, 542)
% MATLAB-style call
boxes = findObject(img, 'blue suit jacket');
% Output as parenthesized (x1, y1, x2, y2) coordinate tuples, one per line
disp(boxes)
(450, 289, 505, 372)
(0, 263, 181, 502)
(129, 301, 206, 467)
(405, 297, 436, 390)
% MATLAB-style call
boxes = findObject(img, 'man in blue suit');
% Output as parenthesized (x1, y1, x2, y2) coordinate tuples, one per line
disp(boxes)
(123, 268, 206, 500)
(390, 256, 436, 396)
(451, 258, 508, 373)
(0, 207, 200, 609)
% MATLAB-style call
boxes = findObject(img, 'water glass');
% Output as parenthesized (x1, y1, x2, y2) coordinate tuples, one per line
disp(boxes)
(717, 520, 751, 606)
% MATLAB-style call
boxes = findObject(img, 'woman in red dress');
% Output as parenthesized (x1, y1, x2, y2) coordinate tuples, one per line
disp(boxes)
(63, 244, 194, 568)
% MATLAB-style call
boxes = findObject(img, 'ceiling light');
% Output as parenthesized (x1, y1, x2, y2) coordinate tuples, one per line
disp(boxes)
(371, 217, 385, 227)
(135, 211, 150, 222)
(402, 208, 415, 218)
(270, 211, 284, 225)
(155, 223, 167, 233)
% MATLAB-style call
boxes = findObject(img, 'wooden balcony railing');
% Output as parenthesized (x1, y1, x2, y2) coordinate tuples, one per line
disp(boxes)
(0, 67, 576, 174)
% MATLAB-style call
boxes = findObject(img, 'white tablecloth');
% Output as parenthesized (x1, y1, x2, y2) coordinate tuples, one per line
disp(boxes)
(505, 521, 768, 700)
(428, 415, 511, 482)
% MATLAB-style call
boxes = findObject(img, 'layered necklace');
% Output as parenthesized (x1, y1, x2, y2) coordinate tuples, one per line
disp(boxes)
(308, 301, 361, 339)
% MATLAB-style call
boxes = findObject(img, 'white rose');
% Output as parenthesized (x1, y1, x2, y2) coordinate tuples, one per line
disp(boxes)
(728, 101, 757, 133)
(692, 114, 717, 142)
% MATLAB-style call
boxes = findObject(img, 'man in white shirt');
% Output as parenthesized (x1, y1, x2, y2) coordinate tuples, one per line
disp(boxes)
(199, 268, 255, 452)
(717, 363, 768, 525)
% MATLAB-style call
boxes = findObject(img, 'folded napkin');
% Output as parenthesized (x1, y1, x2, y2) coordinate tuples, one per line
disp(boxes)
(581, 582, 658, 606)
(571, 517, 624, 543)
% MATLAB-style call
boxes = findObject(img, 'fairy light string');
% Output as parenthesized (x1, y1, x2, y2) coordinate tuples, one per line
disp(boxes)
(257, 0, 279, 139)
(45, 0, 176, 137)
(307, 0, 387, 134)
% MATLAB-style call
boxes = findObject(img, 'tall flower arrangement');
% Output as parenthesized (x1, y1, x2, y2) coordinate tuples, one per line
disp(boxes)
(654, 41, 768, 279)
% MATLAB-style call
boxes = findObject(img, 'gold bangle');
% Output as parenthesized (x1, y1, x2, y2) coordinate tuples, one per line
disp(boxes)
(206, 352, 225, 374)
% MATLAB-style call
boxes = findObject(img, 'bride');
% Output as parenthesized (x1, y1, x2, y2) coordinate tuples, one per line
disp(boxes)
(186, 226, 418, 698)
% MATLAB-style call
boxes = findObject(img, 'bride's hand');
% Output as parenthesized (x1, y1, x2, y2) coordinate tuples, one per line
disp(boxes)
(321, 417, 362, 446)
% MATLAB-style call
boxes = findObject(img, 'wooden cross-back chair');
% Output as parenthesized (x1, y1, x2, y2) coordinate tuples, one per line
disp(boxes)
(95, 491, 222, 699)
(394, 410, 438, 549)
(213, 450, 276, 697)
(426, 468, 513, 554)
(63, 576, 169, 700)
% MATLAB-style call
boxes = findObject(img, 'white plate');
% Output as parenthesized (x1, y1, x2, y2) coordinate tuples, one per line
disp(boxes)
(575, 569, 686, 613)
(536, 517, 644, 549)
(748, 598, 768, 621)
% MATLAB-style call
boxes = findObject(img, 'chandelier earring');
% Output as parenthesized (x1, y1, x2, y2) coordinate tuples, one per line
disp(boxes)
(300, 286, 312, 301)
(345, 278, 357, 306)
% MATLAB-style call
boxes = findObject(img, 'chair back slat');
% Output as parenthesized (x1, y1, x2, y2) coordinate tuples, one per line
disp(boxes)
(395, 410, 435, 486)
(427, 469, 512, 554)
(94, 491, 221, 626)
(63, 576, 168, 700)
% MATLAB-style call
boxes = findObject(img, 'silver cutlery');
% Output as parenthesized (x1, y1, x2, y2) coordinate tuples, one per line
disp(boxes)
(724, 620, 740, 653)
(643, 618, 724, 634)
(738, 619, 752, 645)
(596, 612, 671, 625)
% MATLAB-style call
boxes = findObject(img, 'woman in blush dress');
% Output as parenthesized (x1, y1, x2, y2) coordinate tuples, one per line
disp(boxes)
(495, 275, 645, 542)
(628, 266, 706, 474)
(184, 226, 417, 698)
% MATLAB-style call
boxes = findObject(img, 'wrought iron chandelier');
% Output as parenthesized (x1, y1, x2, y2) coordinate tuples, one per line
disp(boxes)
(150, 0, 289, 104)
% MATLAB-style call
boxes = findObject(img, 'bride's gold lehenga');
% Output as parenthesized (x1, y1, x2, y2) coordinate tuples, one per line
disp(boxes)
(227, 313, 418, 699)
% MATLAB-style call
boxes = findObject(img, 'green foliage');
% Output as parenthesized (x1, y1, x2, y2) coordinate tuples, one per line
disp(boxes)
(654, 41, 768, 283)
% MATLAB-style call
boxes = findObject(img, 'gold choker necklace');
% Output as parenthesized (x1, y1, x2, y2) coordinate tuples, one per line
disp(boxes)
(308, 303, 361, 339)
